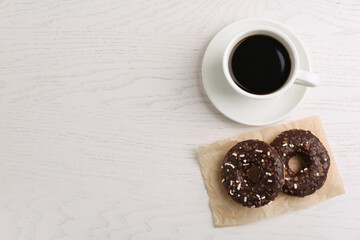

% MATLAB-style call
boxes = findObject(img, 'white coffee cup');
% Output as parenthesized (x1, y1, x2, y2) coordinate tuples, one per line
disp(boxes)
(222, 26, 319, 100)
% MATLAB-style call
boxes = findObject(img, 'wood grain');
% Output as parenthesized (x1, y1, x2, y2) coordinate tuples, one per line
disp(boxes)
(0, 0, 359, 239)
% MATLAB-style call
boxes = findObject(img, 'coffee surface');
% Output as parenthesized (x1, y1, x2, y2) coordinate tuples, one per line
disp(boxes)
(229, 35, 291, 95)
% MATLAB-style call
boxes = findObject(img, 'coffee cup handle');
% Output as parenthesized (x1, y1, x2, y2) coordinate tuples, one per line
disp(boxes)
(294, 70, 319, 87)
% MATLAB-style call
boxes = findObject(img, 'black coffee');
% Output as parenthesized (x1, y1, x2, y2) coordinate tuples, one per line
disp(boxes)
(229, 35, 291, 95)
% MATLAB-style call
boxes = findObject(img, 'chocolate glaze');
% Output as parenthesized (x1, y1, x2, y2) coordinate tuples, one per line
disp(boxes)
(221, 140, 284, 208)
(271, 129, 330, 197)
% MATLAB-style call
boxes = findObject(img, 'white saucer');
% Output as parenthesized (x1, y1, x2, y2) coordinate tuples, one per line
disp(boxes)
(202, 19, 310, 126)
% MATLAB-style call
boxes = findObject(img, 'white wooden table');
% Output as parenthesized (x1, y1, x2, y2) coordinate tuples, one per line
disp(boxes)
(1, 1, 359, 239)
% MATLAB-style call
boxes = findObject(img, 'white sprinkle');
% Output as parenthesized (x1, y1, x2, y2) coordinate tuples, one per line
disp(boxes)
(283, 153, 286, 156)
(229, 190, 234, 195)
(240, 154, 245, 157)
(246, 184, 248, 186)
(324, 158, 327, 161)
(256, 194, 261, 199)
(244, 180, 247, 182)
(243, 163, 249, 166)
(232, 153, 237, 157)
(304, 168, 308, 171)
(254, 154, 257, 156)
(267, 151, 270, 156)
(294, 183, 297, 189)
(221, 165, 223, 169)
(261, 159, 264, 162)
(237, 194, 240, 197)
(285, 178, 289, 181)
(239, 147, 242, 149)
(300, 170, 303, 173)
(230, 180, 233, 186)
(244, 196, 247, 202)
(268, 201, 273, 205)
(316, 172, 319, 177)
(222, 179, 225, 183)
(224, 163, 235, 168)
(300, 143, 303, 146)
(237, 183, 241, 190)
(306, 141, 309, 144)
(261, 196, 266, 200)
(289, 144, 294, 148)
(243, 159, 247, 163)
(251, 205, 255, 208)
(265, 172, 272, 176)
(236, 180, 240, 183)
(268, 179, 272, 182)
(227, 169, 229, 172)
(255, 150, 263, 153)
(282, 143, 288, 146)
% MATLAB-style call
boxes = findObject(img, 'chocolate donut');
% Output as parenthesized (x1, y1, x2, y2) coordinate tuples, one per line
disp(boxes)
(270, 129, 330, 197)
(221, 140, 284, 208)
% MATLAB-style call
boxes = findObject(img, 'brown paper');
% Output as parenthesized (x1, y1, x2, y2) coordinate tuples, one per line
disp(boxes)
(198, 116, 345, 227)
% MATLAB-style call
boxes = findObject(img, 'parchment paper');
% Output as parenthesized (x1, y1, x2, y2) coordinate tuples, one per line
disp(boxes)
(198, 116, 345, 227)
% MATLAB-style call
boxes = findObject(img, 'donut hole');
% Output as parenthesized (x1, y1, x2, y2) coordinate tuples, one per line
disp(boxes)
(289, 154, 306, 173)
(247, 165, 261, 183)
